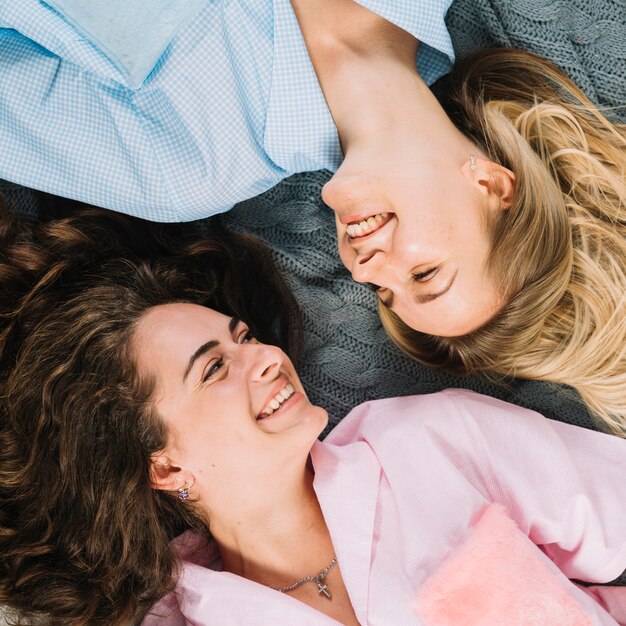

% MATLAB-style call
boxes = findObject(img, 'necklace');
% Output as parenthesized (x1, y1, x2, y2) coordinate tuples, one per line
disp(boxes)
(272, 556, 337, 599)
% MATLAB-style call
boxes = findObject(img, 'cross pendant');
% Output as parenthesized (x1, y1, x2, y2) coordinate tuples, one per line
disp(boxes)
(317, 582, 332, 599)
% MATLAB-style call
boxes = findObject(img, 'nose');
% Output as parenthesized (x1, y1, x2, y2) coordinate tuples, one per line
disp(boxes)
(351, 249, 386, 284)
(321, 175, 349, 213)
(322, 171, 374, 217)
(248, 342, 285, 382)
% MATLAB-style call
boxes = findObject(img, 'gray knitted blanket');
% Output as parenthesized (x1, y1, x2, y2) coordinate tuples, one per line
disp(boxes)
(446, 0, 626, 122)
(222, 0, 625, 434)
(225, 172, 597, 436)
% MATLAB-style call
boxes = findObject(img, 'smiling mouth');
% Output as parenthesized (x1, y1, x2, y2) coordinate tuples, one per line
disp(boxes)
(257, 382, 296, 420)
(346, 212, 393, 239)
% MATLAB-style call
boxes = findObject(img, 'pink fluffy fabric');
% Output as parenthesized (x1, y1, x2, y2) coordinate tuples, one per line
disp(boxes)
(414, 504, 591, 626)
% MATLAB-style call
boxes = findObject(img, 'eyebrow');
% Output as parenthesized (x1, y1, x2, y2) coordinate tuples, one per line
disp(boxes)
(182, 317, 241, 382)
(378, 271, 458, 308)
(414, 270, 458, 304)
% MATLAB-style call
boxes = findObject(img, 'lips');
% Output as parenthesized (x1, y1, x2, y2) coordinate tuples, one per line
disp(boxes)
(345, 212, 393, 239)
(257, 382, 295, 420)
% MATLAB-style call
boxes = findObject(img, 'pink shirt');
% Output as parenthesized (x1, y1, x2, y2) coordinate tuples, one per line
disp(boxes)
(143, 390, 626, 625)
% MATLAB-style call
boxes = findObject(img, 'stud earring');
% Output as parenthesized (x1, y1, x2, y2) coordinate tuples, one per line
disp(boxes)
(469, 154, 477, 172)
(178, 482, 191, 502)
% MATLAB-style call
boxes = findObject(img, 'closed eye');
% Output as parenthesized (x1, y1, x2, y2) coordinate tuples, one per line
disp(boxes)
(412, 266, 440, 283)
(378, 266, 454, 309)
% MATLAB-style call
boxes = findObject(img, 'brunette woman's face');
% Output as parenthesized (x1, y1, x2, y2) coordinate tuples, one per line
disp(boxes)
(323, 153, 512, 337)
(132, 303, 327, 500)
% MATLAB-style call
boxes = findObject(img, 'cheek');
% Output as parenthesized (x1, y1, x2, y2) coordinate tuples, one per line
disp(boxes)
(396, 273, 504, 337)
(439, 281, 503, 336)
(337, 241, 354, 271)
(184, 419, 255, 478)
(177, 394, 252, 449)
(393, 211, 453, 258)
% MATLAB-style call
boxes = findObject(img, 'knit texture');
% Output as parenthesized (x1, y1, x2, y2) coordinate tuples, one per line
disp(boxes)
(224, 172, 598, 436)
(445, 0, 626, 124)
(0, 178, 38, 221)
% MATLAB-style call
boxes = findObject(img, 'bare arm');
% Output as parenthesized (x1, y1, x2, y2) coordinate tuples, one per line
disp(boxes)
(289, 0, 424, 146)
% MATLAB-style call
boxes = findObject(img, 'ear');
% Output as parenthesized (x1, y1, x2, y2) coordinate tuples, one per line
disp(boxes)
(149, 451, 195, 494)
(464, 158, 516, 210)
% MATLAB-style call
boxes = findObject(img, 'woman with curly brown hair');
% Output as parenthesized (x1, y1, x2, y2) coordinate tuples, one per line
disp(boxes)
(1, 208, 625, 626)
(0, 206, 300, 624)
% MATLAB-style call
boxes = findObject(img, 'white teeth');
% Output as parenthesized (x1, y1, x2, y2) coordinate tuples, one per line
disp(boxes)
(259, 383, 296, 419)
(346, 212, 391, 238)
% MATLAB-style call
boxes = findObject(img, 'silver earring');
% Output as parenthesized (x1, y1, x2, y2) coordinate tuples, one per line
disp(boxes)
(178, 482, 191, 501)
(469, 154, 477, 172)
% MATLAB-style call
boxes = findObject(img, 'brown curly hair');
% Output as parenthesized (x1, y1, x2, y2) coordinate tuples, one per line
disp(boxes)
(0, 204, 300, 625)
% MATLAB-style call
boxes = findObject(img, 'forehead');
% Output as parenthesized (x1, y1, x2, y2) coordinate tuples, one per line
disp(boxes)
(133, 303, 230, 361)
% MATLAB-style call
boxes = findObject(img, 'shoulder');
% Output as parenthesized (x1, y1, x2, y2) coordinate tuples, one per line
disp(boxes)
(325, 390, 560, 471)
(328, 389, 541, 441)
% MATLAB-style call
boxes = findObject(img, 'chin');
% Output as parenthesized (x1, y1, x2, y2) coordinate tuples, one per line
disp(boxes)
(287, 406, 329, 461)
(337, 245, 352, 273)
(304, 405, 330, 441)
(315, 405, 330, 431)
(408, 309, 500, 338)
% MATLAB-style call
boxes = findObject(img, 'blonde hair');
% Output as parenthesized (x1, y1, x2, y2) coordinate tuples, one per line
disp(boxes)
(381, 48, 626, 435)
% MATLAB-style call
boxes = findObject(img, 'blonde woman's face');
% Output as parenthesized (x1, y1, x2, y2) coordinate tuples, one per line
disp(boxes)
(324, 154, 509, 337)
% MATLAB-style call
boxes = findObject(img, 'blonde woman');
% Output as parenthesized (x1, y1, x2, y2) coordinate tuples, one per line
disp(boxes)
(393, 50, 626, 435)
(299, 3, 626, 434)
